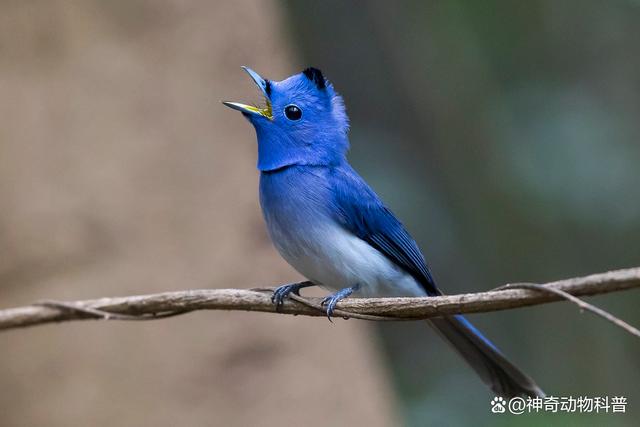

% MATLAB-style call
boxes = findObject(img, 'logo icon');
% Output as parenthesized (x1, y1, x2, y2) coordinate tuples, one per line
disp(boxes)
(491, 396, 507, 413)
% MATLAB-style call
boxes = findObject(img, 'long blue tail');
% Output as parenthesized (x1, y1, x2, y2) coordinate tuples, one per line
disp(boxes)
(429, 315, 544, 398)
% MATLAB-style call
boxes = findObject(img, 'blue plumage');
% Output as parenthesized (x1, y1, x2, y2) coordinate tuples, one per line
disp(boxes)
(224, 67, 544, 398)
(331, 163, 439, 295)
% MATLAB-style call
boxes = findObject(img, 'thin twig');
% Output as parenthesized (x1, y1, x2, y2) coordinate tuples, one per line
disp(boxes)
(494, 283, 640, 338)
(0, 267, 638, 333)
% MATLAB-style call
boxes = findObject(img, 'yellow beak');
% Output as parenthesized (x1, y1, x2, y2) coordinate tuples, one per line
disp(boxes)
(222, 66, 273, 120)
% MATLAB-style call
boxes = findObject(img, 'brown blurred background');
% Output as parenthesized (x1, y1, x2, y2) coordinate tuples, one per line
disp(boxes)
(0, 1, 396, 426)
(2, 1, 640, 426)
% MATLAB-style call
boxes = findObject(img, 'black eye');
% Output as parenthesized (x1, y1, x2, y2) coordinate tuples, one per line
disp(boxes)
(284, 104, 302, 121)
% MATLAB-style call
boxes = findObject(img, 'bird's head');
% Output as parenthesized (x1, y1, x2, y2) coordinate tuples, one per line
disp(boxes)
(223, 67, 349, 171)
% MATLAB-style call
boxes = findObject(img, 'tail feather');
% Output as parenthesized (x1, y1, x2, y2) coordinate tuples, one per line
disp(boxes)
(429, 315, 544, 398)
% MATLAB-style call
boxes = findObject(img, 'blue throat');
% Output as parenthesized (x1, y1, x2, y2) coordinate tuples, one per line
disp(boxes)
(252, 120, 349, 171)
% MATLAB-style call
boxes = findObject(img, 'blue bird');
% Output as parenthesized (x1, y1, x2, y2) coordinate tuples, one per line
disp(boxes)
(223, 66, 544, 398)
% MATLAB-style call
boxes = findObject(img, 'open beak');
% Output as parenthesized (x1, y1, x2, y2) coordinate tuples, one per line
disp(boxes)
(222, 66, 273, 120)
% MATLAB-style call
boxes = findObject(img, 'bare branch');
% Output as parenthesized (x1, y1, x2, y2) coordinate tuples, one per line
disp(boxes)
(493, 282, 640, 339)
(0, 267, 639, 333)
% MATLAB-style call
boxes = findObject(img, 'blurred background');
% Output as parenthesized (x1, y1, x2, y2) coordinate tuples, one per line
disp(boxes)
(1, 1, 638, 426)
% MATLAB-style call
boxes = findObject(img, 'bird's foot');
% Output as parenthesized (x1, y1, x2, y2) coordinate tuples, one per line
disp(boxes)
(271, 282, 314, 308)
(320, 285, 359, 321)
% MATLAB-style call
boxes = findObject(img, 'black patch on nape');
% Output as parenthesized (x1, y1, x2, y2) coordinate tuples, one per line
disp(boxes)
(264, 80, 272, 97)
(302, 67, 326, 90)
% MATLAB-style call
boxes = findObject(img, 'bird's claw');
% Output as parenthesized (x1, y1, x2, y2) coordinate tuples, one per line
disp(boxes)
(271, 283, 311, 308)
(320, 286, 356, 322)
(320, 295, 339, 322)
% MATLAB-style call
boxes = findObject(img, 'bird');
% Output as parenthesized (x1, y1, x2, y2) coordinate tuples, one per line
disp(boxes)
(223, 66, 544, 398)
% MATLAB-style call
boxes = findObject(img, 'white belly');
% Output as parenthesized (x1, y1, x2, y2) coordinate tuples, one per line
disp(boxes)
(268, 220, 426, 298)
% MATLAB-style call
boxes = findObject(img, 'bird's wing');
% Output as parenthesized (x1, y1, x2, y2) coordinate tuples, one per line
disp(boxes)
(331, 166, 440, 296)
